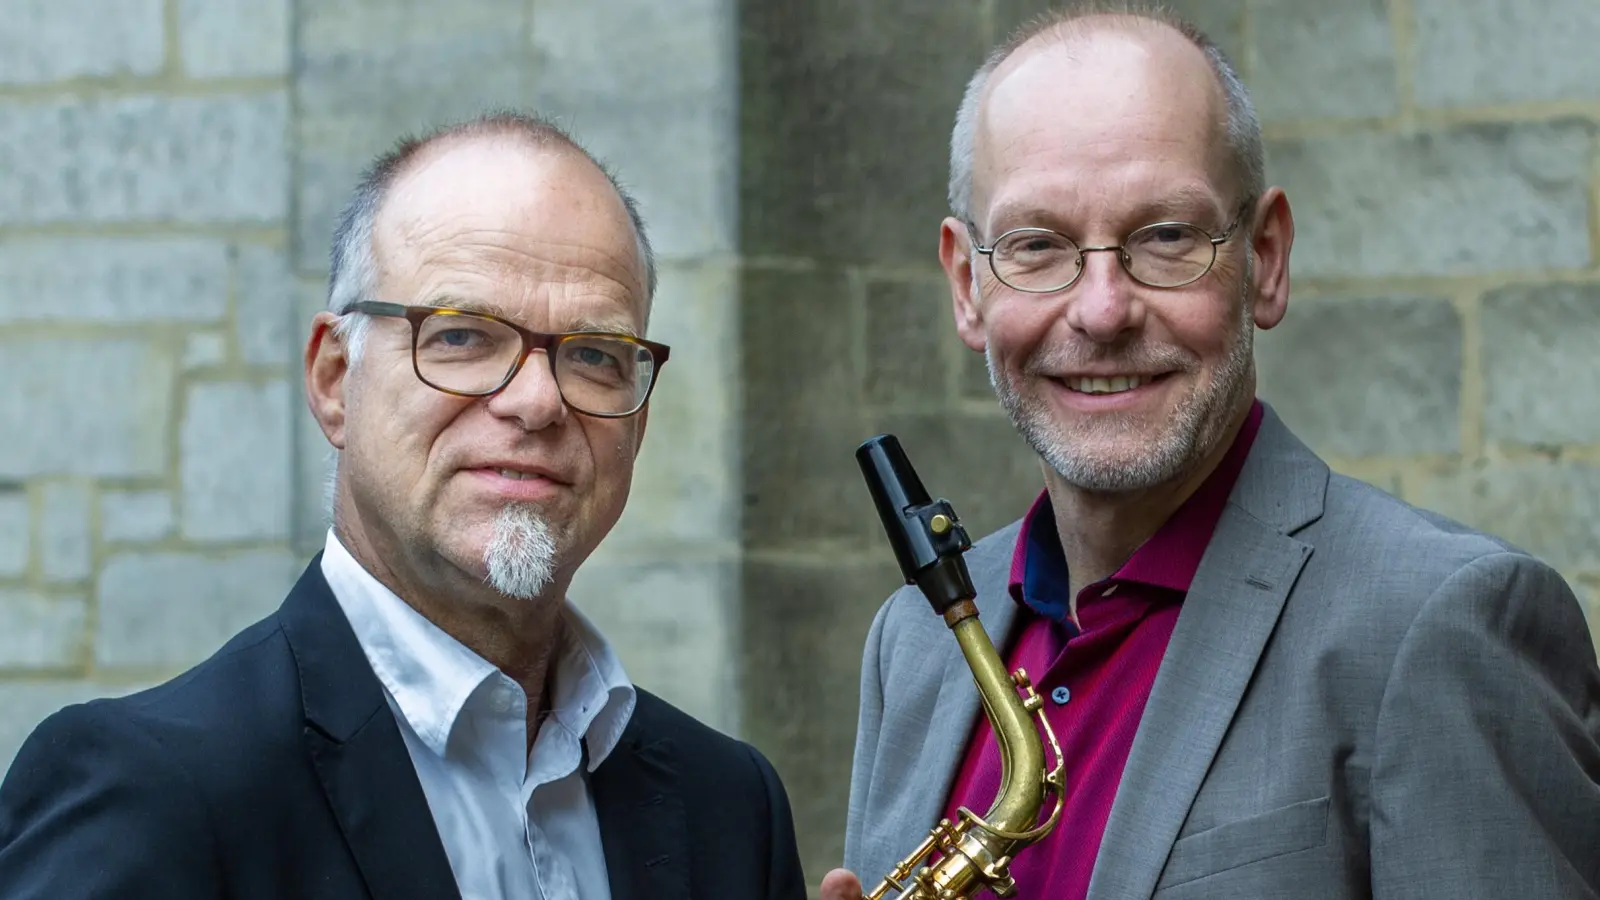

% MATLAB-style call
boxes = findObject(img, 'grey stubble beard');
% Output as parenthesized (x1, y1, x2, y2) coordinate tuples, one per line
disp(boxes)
(986, 256, 1257, 494)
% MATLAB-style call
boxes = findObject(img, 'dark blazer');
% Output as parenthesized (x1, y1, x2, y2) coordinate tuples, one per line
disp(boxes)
(0, 556, 808, 900)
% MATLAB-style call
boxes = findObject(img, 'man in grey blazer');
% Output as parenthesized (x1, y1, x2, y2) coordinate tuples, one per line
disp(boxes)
(822, 3, 1600, 899)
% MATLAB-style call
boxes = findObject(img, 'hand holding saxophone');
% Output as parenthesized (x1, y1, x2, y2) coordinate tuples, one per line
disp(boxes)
(819, 868, 865, 900)
(848, 436, 1066, 900)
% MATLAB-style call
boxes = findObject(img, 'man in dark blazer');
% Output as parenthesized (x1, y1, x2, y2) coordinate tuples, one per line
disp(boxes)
(824, 3, 1600, 899)
(0, 112, 807, 900)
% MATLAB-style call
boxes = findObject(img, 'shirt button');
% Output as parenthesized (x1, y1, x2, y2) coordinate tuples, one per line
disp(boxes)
(1050, 686, 1071, 705)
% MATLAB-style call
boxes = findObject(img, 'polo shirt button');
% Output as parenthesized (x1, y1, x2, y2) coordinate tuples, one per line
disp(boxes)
(1050, 686, 1071, 705)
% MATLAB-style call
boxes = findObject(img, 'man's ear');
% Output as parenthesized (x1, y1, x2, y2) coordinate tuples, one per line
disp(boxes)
(1248, 187, 1294, 331)
(305, 312, 352, 451)
(940, 216, 986, 353)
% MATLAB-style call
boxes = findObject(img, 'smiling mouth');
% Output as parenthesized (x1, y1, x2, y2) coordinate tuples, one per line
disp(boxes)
(493, 469, 545, 481)
(1059, 374, 1166, 395)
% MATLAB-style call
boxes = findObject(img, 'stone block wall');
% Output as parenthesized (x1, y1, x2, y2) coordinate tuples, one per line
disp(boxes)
(0, 0, 300, 765)
(1, 0, 1597, 894)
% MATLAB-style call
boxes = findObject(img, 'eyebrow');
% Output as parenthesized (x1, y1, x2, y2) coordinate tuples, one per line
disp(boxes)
(1132, 186, 1228, 222)
(428, 295, 514, 318)
(566, 317, 640, 338)
(426, 296, 639, 338)
(988, 186, 1227, 234)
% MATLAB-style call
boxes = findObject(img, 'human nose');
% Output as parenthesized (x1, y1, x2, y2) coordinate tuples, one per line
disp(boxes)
(1062, 246, 1145, 343)
(483, 349, 568, 431)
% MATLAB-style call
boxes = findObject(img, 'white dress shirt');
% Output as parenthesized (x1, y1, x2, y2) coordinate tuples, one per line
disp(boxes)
(320, 530, 636, 900)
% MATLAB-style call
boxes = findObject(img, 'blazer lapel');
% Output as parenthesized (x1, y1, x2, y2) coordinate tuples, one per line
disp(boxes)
(278, 559, 461, 900)
(591, 712, 690, 900)
(1086, 405, 1326, 900)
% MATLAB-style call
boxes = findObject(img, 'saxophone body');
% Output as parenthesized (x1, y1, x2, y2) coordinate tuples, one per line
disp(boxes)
(856, 436, 1066, 900)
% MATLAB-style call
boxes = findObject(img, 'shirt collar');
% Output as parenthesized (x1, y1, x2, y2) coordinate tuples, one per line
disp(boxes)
(549, 595, 636, 772)
(320, 530, 636, 772)
(1008, 399, 1265, 622)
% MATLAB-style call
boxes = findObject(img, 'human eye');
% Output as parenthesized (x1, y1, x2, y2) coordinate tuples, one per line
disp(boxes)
(997, 230, 1074, 269)
(566, 343, 620, 369)
(417, 316, 507, 358)
(1131, 224, 1203, 258)
(436, 327, 486, 347)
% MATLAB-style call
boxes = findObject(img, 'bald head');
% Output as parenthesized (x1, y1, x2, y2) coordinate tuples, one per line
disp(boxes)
(949, 3, 1261, 224)
(327, 113, 657, 365)
(374, 135, 648, 314)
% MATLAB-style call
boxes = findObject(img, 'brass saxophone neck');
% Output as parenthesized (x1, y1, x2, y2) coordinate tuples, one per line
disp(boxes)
(856, 435, 1066, 900)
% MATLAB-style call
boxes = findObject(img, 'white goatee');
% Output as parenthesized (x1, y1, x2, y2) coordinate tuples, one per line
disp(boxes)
(483, 504, 557, 600)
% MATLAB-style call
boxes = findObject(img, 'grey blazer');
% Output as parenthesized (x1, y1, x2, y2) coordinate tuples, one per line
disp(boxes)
(843, 405, 1600, 898)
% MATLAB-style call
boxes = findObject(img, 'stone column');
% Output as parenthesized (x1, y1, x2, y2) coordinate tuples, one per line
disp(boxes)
(734, 0, 1044, 879)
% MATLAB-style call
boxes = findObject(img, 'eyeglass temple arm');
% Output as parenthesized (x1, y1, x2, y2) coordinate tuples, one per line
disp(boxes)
(347, 300, 408, 318)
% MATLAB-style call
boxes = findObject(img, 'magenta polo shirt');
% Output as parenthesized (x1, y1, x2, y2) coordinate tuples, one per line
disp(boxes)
(938, 399, 1264, 899)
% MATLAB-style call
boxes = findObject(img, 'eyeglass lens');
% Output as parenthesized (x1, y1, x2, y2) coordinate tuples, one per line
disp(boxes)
(990, 223, 1218, 290)
(413, 312, 656, 415)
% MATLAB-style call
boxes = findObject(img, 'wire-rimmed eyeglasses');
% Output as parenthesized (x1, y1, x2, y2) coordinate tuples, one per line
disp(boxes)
(967, 205, 1250, 293)
(345, 301, 670, 419)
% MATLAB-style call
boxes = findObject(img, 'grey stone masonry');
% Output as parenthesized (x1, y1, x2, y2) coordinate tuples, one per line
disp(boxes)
(1268, 121, 1595, 279)
(0, 93, 290, 226)
(1414, 0, 1600, 107)
(0, 492, 28, 579)
(183, 333, 230, 371)
(530, 0, 736, 261)
(0, 238, 230, 324)
(38, 482, 92, 583)
(100, 490, 175, 545)
(596, 263, 739, 552)
(0, 591, 86, 671)
(0, 0, 164, 86)
(233, 245, 299, 368)
(1409, 458, 1600, 575)
(0, 339, 175, 480)
(179, 0, 292, 79)
(292, 0, 535, 271)
(1482, 284, 1600, 448)
(1252, 0, 1399, 121)
(95, 550, 300, 670)
(180, 381, 294, 543)
(1256, 295, 1462, 458)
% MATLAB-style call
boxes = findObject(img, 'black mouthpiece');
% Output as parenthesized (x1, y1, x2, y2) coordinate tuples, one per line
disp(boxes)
(856, 434, 977, 615)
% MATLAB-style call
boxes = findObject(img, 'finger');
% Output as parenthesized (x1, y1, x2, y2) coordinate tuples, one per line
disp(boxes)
(819, 867, 865, 900)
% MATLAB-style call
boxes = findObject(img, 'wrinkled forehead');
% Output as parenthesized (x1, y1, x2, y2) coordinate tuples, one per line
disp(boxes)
(373, 137, 648, 321)
(972, 27, 1235, 221)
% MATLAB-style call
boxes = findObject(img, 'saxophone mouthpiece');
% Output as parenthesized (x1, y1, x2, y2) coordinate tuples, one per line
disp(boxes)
(856, 434, 977, 615)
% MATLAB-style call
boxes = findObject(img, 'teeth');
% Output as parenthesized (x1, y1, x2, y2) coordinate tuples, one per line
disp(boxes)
(1068, 375, 1146, 394)
(497, 469, 536, 481)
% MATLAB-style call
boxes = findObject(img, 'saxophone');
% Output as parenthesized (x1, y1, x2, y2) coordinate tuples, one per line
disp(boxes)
(855, 435, 1066, 900)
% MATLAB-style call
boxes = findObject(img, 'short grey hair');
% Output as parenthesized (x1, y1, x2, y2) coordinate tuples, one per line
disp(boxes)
(948, 0, 1263, 224)
(326, 110, 659, 364)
